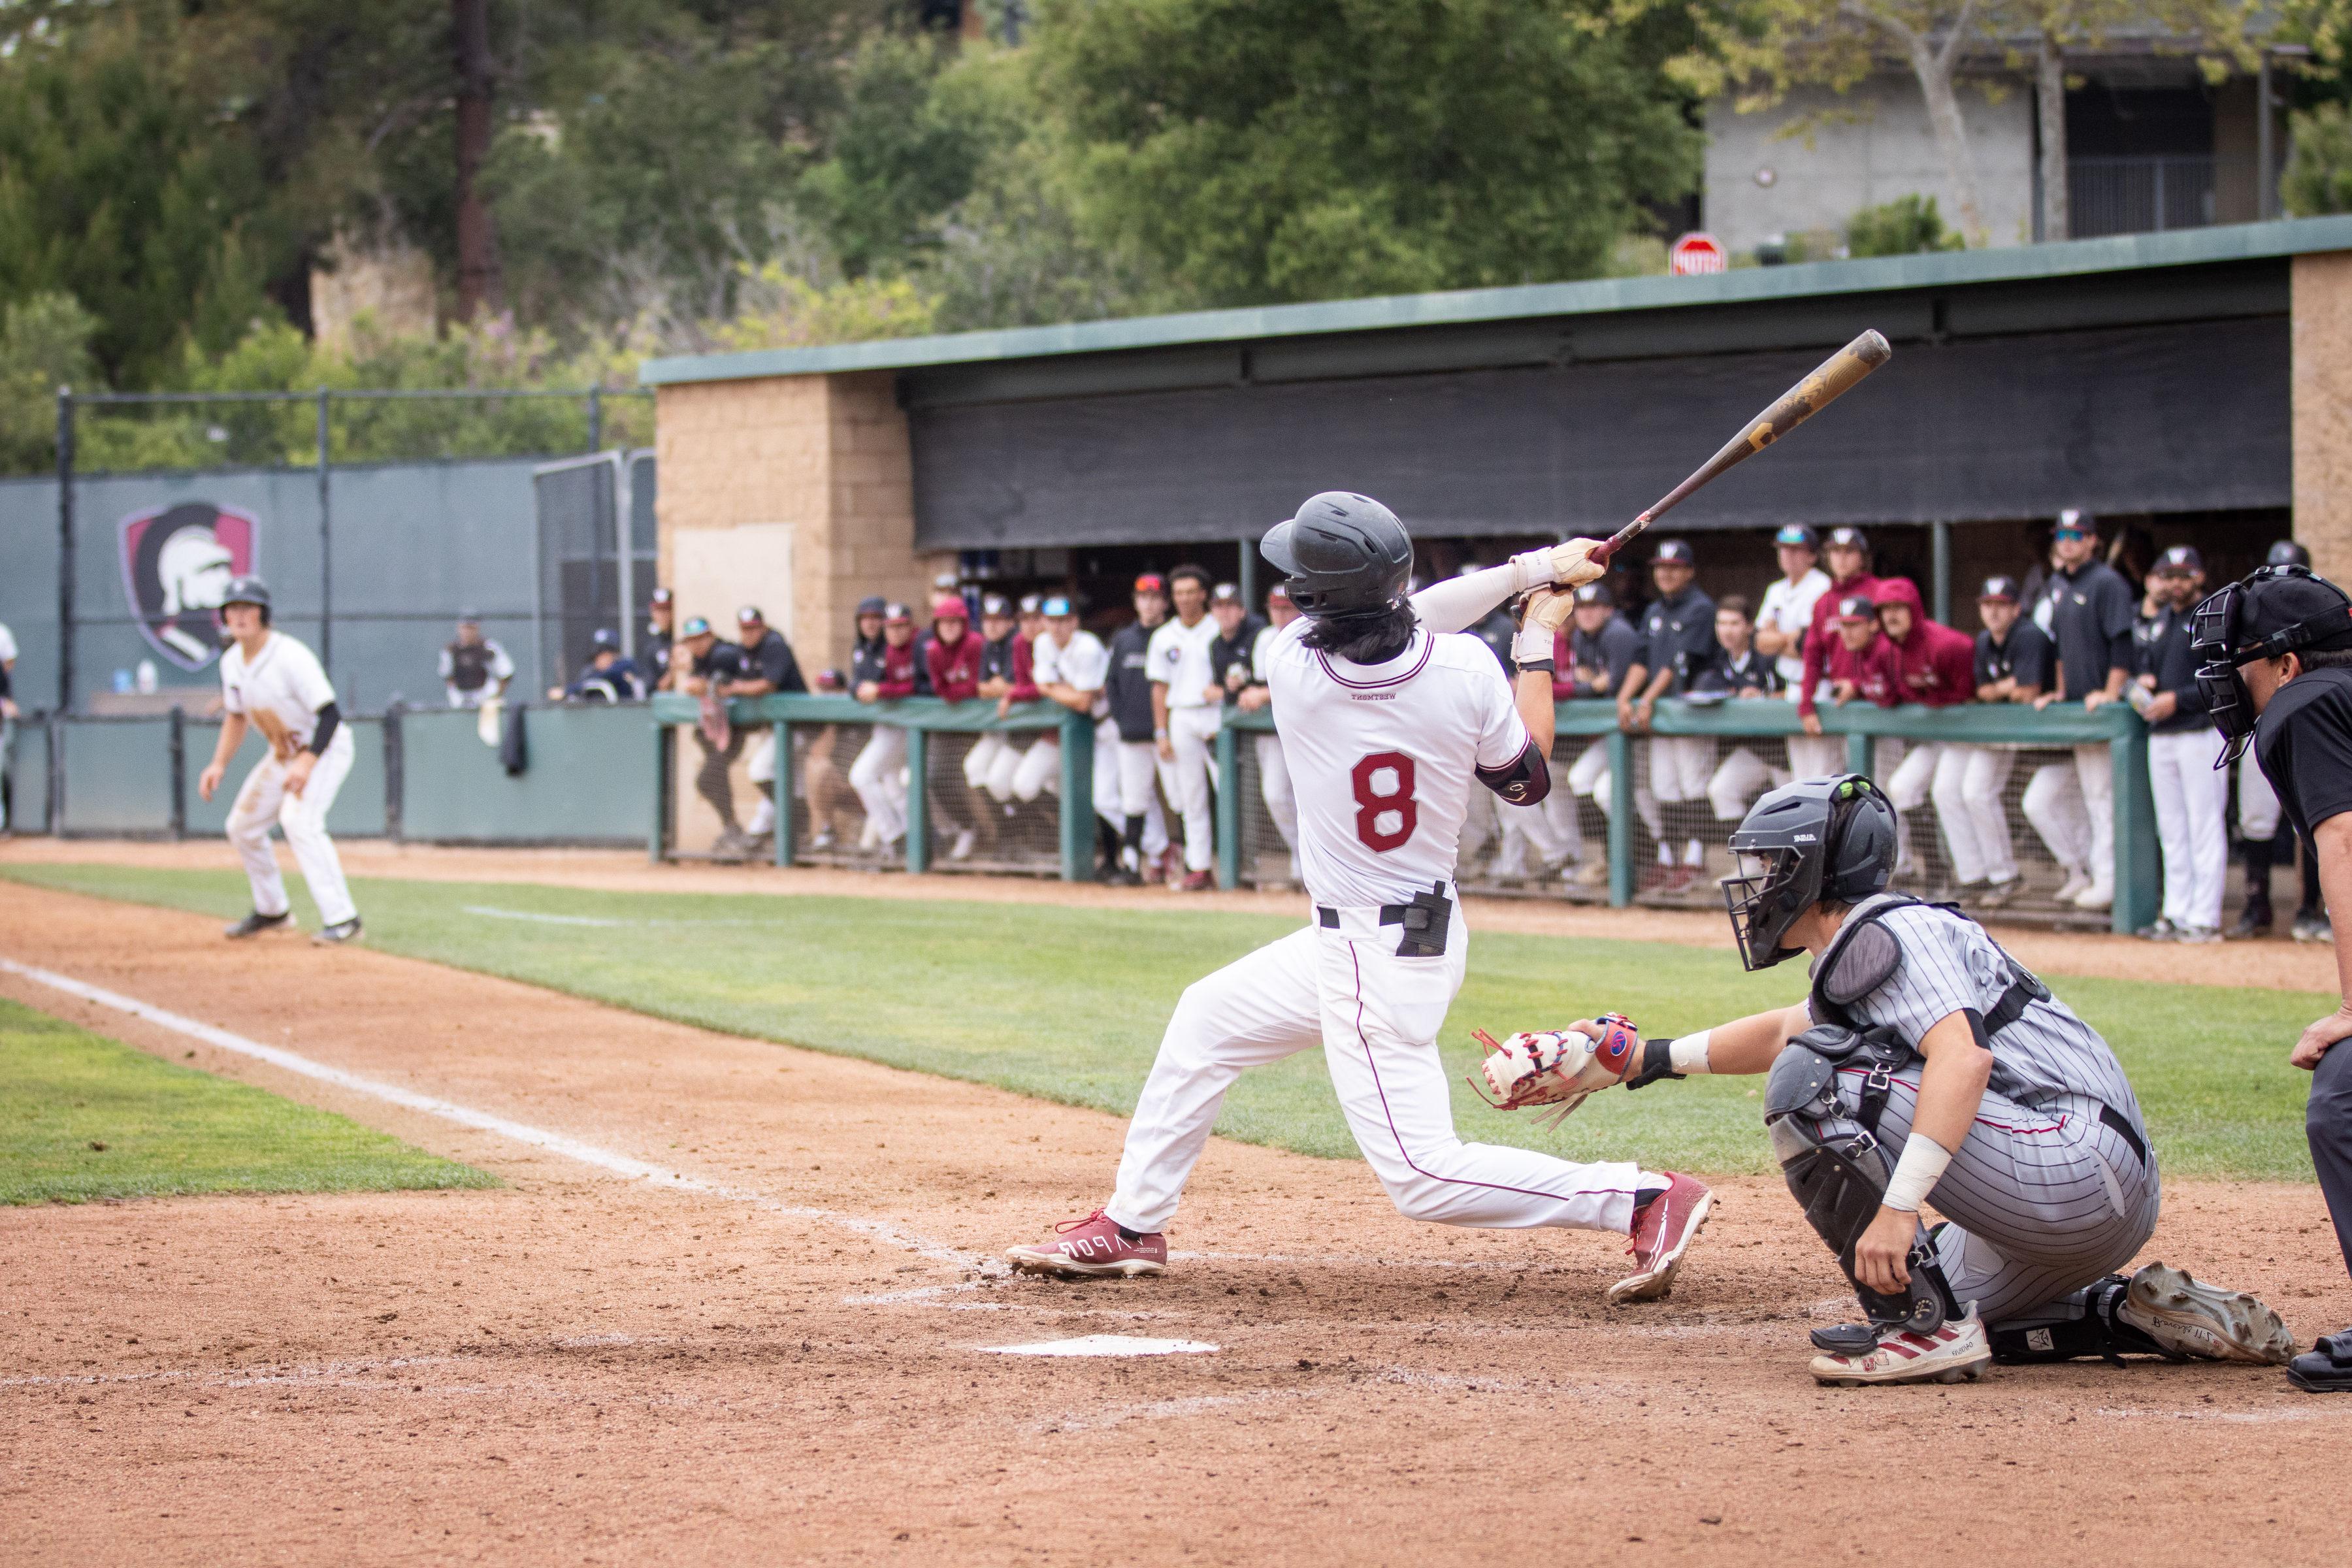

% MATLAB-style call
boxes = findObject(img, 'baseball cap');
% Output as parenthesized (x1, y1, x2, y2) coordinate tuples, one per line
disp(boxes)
(813, 668, 846, 693)
(1018, 593, 1043, 615)
(2268, 540, 2312, 569)
(1267, 583, 1292, 605)
(931, 595, 966, 621)
(1978, 575, 2021, 602)
(681, 615, 713, 638)
(1836, 593, 1876, 621)
(1652, 540, 1695, 566)
(1211, 582, 1241, 604)
(1573, 582, 1614, 607)
(1041, 595, 1074, 617)
(1774, 524, 1820, 549)
(592, 627, 619, 651)
(1133, 572, 1166, 595)
(883, 602, 911, 624)
(457, 608, 481, 625)
(736, 604, 764, 625)
(981, 594, 1012, 618)
(933, 571, 960, 592)
(2154, 545, 2203, 574)
(856, 595, 887, 618)
(1825, 527, 1869, 551)
(649, 586, 674, 607)
(2054, 508, 2096, 538)
(2240, 571, 2352, 652)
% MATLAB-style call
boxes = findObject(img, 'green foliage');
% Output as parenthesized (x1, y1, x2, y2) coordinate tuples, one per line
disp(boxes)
(0, 291, 98, 473)
(797, 35, 1000, 279)
(1023, 0, 1704, 306)
(2284, 103, 2352, 215)
(1845, 195, 1965, 257)
(5, 863, 2323, 1183)
(0, 993, 493, 1205)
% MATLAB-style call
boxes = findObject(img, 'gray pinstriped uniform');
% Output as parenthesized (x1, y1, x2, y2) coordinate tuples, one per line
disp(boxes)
(1805, 896, 2160, 1329)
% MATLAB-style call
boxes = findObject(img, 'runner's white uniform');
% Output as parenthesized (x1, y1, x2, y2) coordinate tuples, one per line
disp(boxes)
(1034, 628, 1123, 828)
(1106, 617, 1652, 1237)
(219, 630, 357, 928)
(1148, 612, 1224, 874)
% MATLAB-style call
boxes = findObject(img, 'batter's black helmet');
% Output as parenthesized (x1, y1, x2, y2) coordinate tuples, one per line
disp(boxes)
(1259, 493, 1413, 617)
(1722, 775, 1896, 971)
(2267, 539, 2312, 569)
(220, 575, 271, 623)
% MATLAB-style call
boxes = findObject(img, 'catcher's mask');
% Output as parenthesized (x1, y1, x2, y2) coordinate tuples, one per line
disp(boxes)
(1722, 775, 1896, 971)
(2190, 563, 2352, 766)
(1259, 492, 1413, 618)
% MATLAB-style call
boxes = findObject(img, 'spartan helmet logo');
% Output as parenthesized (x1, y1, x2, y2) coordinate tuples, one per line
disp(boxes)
(118, 501, 260, 670)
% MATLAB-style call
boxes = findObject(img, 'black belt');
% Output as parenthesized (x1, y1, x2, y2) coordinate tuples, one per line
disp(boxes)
(1316, 904, 1417, 930)
(2099, 1104, 2148, 1166)
(1316, 881, 1453, 958)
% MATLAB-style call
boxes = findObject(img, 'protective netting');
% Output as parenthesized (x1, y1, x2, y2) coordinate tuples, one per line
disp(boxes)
(1229, 730, 1303, 890)
(913, 727, 1067, 877)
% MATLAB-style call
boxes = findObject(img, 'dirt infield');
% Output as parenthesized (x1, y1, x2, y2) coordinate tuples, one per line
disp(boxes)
(5, 835, 2340, 992)
(3, 875, 2349, 1567)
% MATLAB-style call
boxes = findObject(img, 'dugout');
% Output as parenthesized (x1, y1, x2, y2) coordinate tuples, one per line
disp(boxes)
(644, 216, 2352, 663)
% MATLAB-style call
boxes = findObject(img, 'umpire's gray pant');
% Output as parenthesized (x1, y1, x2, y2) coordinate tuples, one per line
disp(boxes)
(1814, 1067, 2159, 1329)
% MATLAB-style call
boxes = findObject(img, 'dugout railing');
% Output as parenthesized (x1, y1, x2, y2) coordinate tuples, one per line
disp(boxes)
(647, 693, 1099, 881)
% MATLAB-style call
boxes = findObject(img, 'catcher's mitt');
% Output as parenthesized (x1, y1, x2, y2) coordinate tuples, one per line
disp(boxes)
(1467, 1013, 1641, 1128)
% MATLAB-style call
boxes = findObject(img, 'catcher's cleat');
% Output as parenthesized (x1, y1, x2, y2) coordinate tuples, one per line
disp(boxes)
(1607, 1173, 1712, 1304)
(311, 917, 364, 946)
(2119, 1262, 2295, 1365)
(2287, 1330, 2352, 1392)
(223, 909, 292, 939)
(1006, 1209, 1168, 1280)
(1810, 1306, 1991, 1386)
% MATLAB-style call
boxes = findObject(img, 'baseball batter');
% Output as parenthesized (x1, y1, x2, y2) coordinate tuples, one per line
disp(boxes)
(196, 576, 363, 944)
(1544, 774, 2289, 1384)
(1009, 494, 1712, 1299)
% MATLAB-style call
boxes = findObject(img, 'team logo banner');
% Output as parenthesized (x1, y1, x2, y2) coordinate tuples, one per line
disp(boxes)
(118, 500, 259, 671)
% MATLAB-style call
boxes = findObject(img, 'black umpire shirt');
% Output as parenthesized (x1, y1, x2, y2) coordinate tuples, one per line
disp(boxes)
(2255, 666, 2352, 842)
(2048, 560, 2137, 700)
(1975, 621, 2054, 693)
(1639, 585, 1718, 695)
(738, 628, 808, 694)
(1567, 615, 1644, 699)
(1105, 623, 1158, 743)
(2133, 606, 2212, 734)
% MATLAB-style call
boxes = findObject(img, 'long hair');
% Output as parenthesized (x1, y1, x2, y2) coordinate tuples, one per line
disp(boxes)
(1299, 600, 1416, 666)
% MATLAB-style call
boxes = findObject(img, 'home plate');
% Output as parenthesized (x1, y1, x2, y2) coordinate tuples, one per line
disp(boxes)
(981, 1335, 1220, 1358)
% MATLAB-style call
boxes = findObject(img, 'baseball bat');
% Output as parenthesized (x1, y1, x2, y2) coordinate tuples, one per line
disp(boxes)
(1587, 329, 1893, 565)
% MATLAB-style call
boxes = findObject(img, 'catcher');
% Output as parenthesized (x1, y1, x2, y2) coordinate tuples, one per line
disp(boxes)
(1486, 774, 2295, 1386)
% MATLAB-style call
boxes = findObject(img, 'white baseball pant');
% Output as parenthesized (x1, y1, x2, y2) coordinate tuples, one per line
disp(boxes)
(975, 733, 1058, 804)
(1784, 733, 1848, 782)
(1492, 796, 1571, 875)
(227, 728, 357, 927)
(1115, 739, 1172, 858)
(849, 726, 909, 845)
(1574, 742, 1664, 844)
(2150, 727, 2229, 930)
(1165, 705, 1221, 874)
(964, 731, 1008, 792)
(2239, 752, 2281, 841)
(1254, 732, 1298, 853)
(1105, 903, 1652, 1237)
(1647, 735, 1714, 805)
(2023, 744, 2115, 894)
(1705, 745, 1778, 823)
(1931, 744, 2018, 887)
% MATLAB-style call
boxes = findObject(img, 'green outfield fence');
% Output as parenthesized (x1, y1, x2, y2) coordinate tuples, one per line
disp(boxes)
(649, 694, 2158, 934)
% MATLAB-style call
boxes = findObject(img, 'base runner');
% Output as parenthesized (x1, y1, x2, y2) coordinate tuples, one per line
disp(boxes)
(196, 576, 363, 944)
(1537, 774, 2290, 1384)
(1009, 495, 1712, 1298)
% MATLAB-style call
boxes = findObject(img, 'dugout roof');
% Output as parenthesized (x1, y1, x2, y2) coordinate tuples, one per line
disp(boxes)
(642, 217, 2352, 550)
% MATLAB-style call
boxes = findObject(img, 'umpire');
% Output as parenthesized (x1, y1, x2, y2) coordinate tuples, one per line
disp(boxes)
(2193, 560, 2352, 1392)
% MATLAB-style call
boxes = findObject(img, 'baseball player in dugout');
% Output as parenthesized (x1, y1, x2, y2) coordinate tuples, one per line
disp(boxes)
(1524, 774, 2290, 1386)
(1149, 564, 1225, 891)
(197, 577, 363, 945)
(439, 612, 515, 709)
(2189, 560, 2352, 1392)
(1009, 494, 1715, 1301)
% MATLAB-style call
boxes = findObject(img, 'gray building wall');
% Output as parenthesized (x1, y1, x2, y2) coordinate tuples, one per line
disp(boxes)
(1703, 74, 2037, 254)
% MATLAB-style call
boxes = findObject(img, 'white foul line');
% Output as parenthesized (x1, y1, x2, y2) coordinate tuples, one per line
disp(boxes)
(0, 956, 996, 1275)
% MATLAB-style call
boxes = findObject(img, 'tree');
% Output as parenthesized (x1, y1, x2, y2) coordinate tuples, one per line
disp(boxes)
(1027, 0, 1704, 306)
(0, 291, 98, 474)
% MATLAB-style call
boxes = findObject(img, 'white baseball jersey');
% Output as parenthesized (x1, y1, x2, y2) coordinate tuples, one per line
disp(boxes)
(1758, 568, 1831, 689)
(220, 631, 336, 752)
(0, 621, 18, 665)
(1147, 614, 1222, 708)
(1036, 628, 1110, 716)
(1250, 622, 1281, 681)
(1264, 619, 1531, 908)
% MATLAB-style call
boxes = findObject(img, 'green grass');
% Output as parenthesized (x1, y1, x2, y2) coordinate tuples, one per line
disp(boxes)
(0, 992, 495, 1205)
(2, 862, 2327, 1181)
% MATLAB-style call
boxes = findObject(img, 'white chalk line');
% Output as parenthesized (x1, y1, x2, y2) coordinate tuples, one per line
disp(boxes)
(1026, 1365, 1553, 1435)
(461, 906, 786, 930)
(0, 956, 1001, 1283)
(2095, 1404, 2352, 1425)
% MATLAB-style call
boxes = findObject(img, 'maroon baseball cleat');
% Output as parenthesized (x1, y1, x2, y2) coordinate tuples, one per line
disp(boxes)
(1005, 1209, 1169, 1279)
(1179, 869, 1215, 892)
(1607, 1173, 1712, 1303)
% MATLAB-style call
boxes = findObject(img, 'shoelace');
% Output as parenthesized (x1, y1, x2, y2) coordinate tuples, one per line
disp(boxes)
(1054, 1208, 1112, 1235)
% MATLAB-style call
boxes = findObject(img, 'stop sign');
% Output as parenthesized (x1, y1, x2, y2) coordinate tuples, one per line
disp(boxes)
(1669, 232, 1727, 276)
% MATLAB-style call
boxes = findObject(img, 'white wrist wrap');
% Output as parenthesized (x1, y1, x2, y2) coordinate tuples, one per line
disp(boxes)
(1511, 624, 1558, 664)
(1882, 1134, 1953, 1213)
(1509, 547, 1558, 595)
(1667, 1030, 1712, 1075)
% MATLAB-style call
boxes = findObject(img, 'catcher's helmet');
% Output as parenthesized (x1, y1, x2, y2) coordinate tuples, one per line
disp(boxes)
(1722, 774, 1896, 971)
(1259, 492, 1413, 617)
(219, 575, 272, 623)
(2267, 539, 2313, 570)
